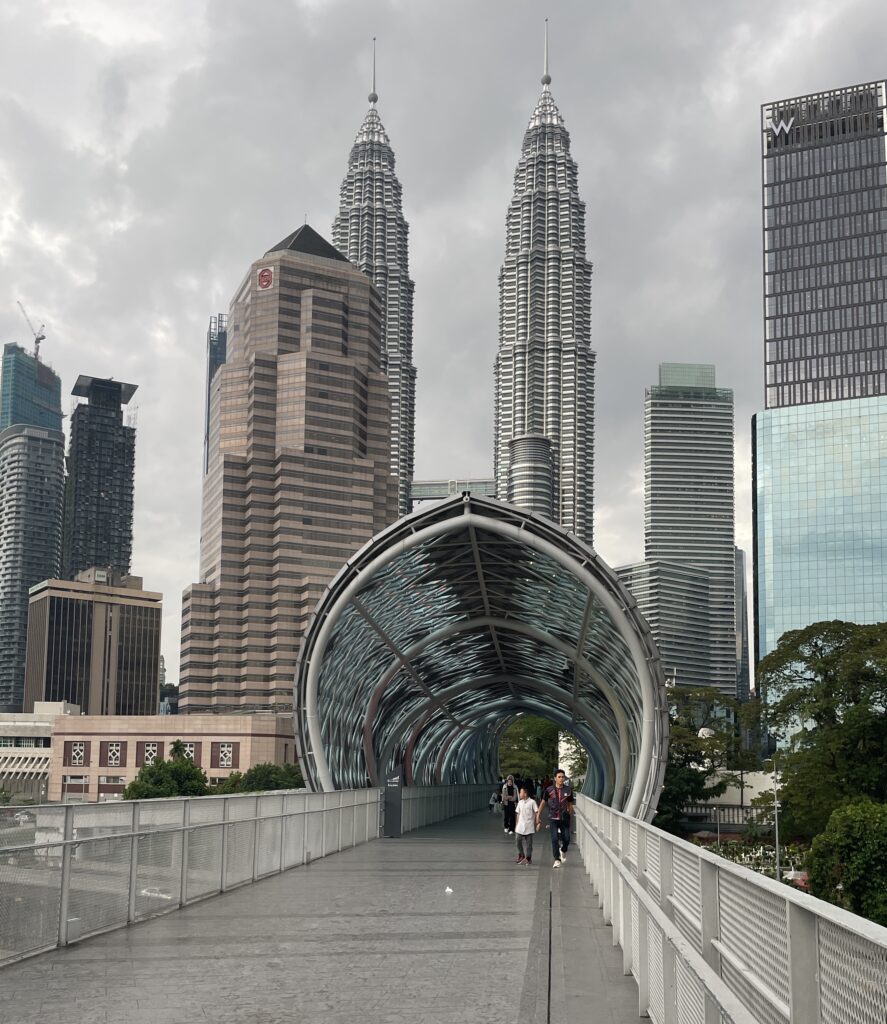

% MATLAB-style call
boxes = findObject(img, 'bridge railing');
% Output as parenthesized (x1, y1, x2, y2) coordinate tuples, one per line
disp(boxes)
(400, 784, 490, 833)
(575, 793, 887, 1024)
(0, 789, 379, 967)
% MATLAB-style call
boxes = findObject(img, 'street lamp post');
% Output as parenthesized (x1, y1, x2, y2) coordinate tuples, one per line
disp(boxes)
(772, 752, 781, 882)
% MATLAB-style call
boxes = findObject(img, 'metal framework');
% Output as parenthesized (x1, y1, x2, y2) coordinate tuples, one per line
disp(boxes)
(294, 494, 669, 820)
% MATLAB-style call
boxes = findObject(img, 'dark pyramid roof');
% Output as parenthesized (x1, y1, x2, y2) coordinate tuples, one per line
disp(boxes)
(265, 223, 349, 263)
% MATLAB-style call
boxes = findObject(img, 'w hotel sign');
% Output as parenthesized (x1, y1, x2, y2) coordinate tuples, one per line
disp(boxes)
(767, 115, 795, 137)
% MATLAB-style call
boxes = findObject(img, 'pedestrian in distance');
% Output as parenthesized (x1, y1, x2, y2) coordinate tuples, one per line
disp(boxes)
(501, 774, 519, 833)
(536, 768, 574, 868)
(514, 785, 540, 865)
(488, 788, 500, 814)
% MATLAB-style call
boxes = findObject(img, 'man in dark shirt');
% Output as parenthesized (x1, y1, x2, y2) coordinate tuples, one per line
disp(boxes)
(536, 768, 573, 868)
(501, 775, 519, 833)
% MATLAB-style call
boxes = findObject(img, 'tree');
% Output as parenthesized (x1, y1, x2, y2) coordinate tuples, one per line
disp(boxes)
(807, 799, 887, 926)
(653, 687, 737, 834)
(215, 762, 304, 794)
(498, 717, 559, 780)
(758, 620, 887, 839)
(559, 732, 588, 780)
(123, 741, 209, 799)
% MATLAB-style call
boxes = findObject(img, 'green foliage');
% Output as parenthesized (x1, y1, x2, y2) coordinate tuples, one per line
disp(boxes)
(123, 742, 209, 800)
(559, 732, 588, 780)
(0, 789, 11, 806)
(498, 716, 559, 780)
(215, 762, 304, 795)
(807, 799, 887, 925)
(654, 687, 751, 834)
(758, 620, 887, 839)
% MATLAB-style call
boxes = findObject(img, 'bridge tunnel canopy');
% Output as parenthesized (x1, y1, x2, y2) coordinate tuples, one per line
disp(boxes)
(294, 494, 669, 821)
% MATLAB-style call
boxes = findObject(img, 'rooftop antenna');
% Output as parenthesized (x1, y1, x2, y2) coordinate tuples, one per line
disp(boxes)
(542, 19, 551, 87)
(16, 301, 46, 360)
(368, 37, 378, 105)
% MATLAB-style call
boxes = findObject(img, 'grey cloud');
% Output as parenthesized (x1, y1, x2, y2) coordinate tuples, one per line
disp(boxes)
(1, 0, 885, 681)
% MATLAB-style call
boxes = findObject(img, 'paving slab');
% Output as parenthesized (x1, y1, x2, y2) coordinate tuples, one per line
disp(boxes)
(0, 811, 639, 1024)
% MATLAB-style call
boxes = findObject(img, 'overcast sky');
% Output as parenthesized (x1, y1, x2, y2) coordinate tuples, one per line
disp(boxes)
(2, 0, 886, 685)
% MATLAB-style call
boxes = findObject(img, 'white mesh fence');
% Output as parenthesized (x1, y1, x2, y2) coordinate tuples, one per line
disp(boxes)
(0, 784, 488, 967)
(575, 794, 887, 1024)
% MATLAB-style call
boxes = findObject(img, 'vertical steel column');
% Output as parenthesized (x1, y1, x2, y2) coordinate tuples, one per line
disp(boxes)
(179, 799, 190, 905)
(699, 858, 721, 1024)
(788, 903, 820, 1021)
(57, 803, 74, 946)
(219, 798, 229, 892)
(127, 802, 140, 923)
(635, 827, 650, 1017)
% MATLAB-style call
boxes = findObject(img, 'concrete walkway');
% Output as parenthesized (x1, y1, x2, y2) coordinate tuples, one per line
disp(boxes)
(1, 811, 639, 1024)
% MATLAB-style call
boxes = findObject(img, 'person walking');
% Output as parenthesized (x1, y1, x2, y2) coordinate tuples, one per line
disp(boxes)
(514, 785, 539, 865)
(501, 774, 519, 834)
(536, 768, 574, 868)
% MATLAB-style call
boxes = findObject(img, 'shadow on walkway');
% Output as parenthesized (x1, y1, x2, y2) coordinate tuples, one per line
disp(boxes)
(1, 811, 638, 1024)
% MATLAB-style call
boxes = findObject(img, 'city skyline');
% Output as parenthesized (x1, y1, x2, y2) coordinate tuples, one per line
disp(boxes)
(2, 1, 887, 684)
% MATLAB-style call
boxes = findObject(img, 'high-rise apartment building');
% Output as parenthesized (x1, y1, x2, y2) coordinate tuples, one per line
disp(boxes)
(62, 376, 137, 580)
(0, 425, 65, 711)
(23, 568, 161, 716)
(616, 560, 711, 689)
(332, 80, 416, 517)
(763, 82, 887, 408)
(755, 81, 887, 672)
(642, 364, 737, 697)
(180, 225, 397, 713)
(493, 53, 595, 545)
(0, 343, 63, 432)
(203, 314, 227, 474)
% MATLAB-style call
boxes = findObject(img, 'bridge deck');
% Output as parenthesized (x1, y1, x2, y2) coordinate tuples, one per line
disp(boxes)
(2, 811, 639, 1024)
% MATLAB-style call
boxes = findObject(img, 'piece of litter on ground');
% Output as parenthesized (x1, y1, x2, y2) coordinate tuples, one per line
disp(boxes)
(445, 886, 453, 893)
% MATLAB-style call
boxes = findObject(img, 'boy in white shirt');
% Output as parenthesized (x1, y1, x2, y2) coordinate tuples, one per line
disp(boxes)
(514, 785, 540, 865)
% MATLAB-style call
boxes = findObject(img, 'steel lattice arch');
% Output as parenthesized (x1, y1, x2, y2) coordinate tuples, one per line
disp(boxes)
(294, 494, 669, 820)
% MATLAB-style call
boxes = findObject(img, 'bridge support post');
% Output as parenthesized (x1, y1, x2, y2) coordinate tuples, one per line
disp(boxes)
(788, 902, 820, 1021)
(699, 858, 721, 1024)
(127, 802, 140, 924)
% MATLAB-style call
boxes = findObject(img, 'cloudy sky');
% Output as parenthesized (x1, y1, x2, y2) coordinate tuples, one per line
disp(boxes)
(2, 0, 885, 684)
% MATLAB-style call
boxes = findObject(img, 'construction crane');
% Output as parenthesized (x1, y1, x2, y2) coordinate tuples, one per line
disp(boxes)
(16, 301, 46, 360)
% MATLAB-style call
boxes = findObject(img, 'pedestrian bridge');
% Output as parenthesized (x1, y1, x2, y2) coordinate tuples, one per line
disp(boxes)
(2, 789, 885, 1023)
(295, 493, 668, 820)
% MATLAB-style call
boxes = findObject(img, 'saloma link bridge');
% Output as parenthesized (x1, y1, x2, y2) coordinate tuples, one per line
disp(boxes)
(0, 495, 883, 1024)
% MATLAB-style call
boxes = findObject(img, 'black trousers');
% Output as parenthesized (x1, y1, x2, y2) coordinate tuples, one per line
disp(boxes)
(503, 802, 517, 831)
(549, 817, 571, 860)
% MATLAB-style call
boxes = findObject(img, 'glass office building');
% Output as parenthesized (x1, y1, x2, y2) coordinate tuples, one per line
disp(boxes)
(753, 396, 887, 662)
(762, 81, 887, 409)
(0, 343, 62, 432)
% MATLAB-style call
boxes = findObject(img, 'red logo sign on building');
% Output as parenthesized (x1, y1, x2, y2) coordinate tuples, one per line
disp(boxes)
(257, 267, 274, 290)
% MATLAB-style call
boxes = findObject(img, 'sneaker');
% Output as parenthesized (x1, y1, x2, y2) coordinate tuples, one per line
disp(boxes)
(553, 859, 561, 869)
(526, 859, 532, 865)
(560, 850, 567, 863)
(504, 828, 509, 833)
(516, 855, 526, 864)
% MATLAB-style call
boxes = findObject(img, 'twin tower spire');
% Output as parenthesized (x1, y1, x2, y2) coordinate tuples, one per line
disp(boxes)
(334, 26, 595, 543)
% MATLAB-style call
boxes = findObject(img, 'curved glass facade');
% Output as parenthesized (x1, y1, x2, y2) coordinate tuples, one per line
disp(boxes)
(294, 495, 669, 821)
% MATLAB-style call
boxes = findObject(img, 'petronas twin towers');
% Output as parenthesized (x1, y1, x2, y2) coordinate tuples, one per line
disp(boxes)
(335, 38, 594, 542)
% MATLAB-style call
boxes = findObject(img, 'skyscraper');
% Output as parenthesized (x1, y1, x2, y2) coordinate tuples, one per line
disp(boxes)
(762, 82, 887, 408)
(754, 81, 887, 672)
(0, 343, 63, 432)
(0, 425, 65, 711)
(494, 37, 595, 544)
(637, 363, 737, 697)
(180, 225, 397, 713)
(62, 376, 137, 580)
(0, 344, 65, 712)
(332, 65, 416, 518)
(203, 314, 227, 474)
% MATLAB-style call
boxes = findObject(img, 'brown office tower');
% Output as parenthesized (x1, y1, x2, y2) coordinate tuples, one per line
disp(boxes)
(23, 568, 162, 715)
(179, 225, 397, 713)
